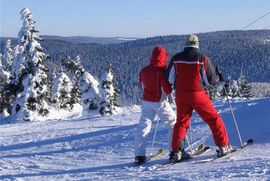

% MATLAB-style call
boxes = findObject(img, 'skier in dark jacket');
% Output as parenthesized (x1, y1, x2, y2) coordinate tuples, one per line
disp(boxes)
(167, 34, 233, 162)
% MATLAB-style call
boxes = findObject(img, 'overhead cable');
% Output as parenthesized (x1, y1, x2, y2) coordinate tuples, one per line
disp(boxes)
(241, 11, 270, 30)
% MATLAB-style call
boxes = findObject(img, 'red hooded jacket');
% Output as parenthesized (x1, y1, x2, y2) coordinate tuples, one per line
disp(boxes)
(139, 46, 172, 102)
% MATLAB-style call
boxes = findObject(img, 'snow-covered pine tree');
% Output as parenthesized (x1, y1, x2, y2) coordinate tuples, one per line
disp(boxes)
(3, 39, 13, 75)
(0, 40, 14, 115)
(61, 55, 100, 112)
(99, 65, 119, 115)
(221, 76, 240, 98)
(208, 85, 221, 100)
(1, 41, 22, 116)
(230, 80, 240, 98)
(51, 69, 73, 110)
(69, 84, 80, 108)
(11, 7, 51, 121)
(0, 53, 12, 116)
(60, 57, 82, 108)
(61, 56, 84, 78)
(0, 52, 11, 82)
(0, 53, 4, 77)
(238, 75, 253, 98)
(0, 53, 4, 75)
(0, 53, 4, 115)
(80, 71, 100, 111)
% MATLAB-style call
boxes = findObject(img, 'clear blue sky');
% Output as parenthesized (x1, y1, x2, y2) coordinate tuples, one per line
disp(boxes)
(1, 0, 270, 38)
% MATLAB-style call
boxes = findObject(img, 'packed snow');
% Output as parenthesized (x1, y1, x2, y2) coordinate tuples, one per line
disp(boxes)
(0, 98, 270, 180)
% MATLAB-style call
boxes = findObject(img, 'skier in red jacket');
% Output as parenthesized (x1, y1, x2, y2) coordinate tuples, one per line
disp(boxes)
(134, 46, 176, 164)
(168, 34, 233, 162)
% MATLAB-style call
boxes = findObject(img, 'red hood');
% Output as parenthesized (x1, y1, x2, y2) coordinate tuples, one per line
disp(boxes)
(150, 46, 168, 68)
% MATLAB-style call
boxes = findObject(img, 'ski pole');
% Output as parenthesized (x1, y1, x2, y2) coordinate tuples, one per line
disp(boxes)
(224, 87, 244, 148)
(150, 117, 160, 155)
(185, 135, 194, 154)
(216, 66, 244, 148)
(184, 120, 194, 153)
(189, 121, 193, 151)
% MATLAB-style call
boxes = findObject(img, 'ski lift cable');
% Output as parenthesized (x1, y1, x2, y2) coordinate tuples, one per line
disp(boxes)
(241, 11, 270, 30)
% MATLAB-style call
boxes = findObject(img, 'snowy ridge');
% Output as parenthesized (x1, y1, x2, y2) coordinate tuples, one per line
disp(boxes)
(0, 98, 270, 180)
(40, 35, 137, 44)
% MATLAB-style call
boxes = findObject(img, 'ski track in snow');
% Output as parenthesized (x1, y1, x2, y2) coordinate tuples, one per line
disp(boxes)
(0, 99, 270, 180)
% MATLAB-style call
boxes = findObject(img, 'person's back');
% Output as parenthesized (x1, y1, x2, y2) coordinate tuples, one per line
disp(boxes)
(167, 35, 233, 162)
(168, 44, 218, 93)
(134, 46, 176, 164)
(176, 48, 205, 90)
(140, 47, 172, 102)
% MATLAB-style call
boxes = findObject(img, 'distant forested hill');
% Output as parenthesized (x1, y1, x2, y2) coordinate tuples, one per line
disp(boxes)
(41, 35, 138, 44)
(1, 30, 270, 104)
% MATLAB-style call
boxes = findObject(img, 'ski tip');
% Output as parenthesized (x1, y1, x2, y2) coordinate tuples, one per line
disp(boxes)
(198, 143, 205, 150)
(158, 148, 164, 154)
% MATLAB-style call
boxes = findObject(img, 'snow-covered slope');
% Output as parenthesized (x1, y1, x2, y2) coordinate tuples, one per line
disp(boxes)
(1, 98, 270, 180)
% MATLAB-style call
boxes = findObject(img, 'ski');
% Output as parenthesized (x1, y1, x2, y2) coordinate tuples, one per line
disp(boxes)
(132, 148, 165, 167)
(129, 136, 208, 168)
(147, 148, 165, 161)
(198, 138, 254, 163)
(150, 143, 211, 170)
(190, 143, 211, 156)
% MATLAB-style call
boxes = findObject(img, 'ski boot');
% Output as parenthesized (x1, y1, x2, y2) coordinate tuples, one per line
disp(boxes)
(134, 156, 146, 164)
(169, 140, 191, 163)
(217, 144, 234, 157)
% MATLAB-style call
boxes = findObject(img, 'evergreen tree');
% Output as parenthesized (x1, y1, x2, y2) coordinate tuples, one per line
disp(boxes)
(0, 40, 15, 115)
(3, 39, 13, 75)
(0, 53, 12, 116)
(0, 53, 11, 81)
(80, 71, 100, 111)
(60, 57, 81, 108)
(222, 76, 240, 98)
(11, 7, 51, 121)
(238, 76, 253, 98)
(61, 55, 100, 112)
(0, 53, 4, 114)
(231, 80, 241, 98)
(1, 40, 20, 115)
(220, 74, 254, 99)
(208, 85, 222, 100)
(51, 69, 73, 109)
(0, 53, 4, 76)
(70, 83, 81, 109)
(99, 65, 119, 115)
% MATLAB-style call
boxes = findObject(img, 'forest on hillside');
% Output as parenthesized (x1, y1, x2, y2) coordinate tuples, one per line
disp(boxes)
(1, 30, 270, 104)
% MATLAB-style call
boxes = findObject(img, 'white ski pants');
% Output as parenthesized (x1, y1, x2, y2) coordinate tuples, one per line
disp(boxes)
(134, 100, 176, 156)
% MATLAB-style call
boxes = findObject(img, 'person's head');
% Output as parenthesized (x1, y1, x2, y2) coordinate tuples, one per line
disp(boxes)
(185, 34, 199, 48)
(150, 46, 168, 68)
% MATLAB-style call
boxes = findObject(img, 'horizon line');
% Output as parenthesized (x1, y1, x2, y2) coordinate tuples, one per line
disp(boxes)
(1, 29, 270, 39)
